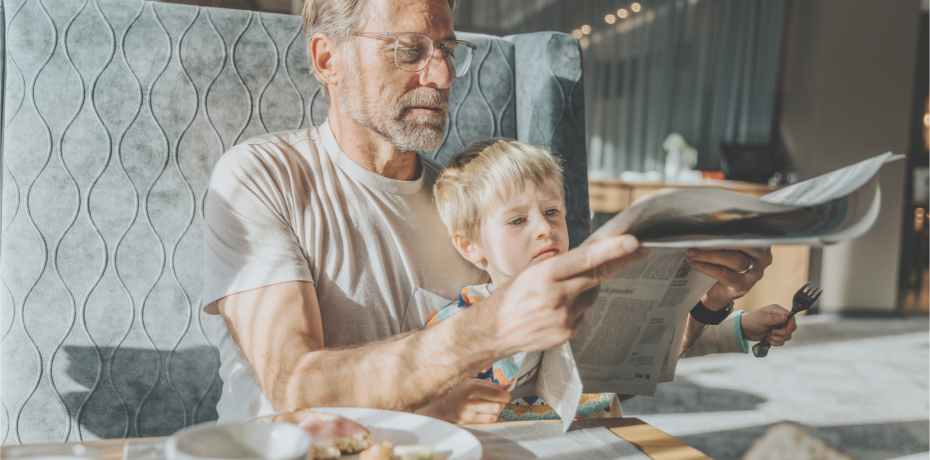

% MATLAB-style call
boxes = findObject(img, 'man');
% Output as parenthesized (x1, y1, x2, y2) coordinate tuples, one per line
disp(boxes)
(202, 0, 788, 423)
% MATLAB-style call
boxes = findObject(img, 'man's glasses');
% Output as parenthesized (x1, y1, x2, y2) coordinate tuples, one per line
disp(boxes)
(355, 32, 477, 78)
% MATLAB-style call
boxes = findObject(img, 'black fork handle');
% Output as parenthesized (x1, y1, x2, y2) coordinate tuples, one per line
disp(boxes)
(752, 311, 797, 358)
(752, 337, 774, 357)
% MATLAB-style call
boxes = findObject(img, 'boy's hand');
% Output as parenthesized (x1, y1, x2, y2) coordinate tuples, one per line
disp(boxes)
(740, 304, 798, 346)
(415, 379, 511, 424)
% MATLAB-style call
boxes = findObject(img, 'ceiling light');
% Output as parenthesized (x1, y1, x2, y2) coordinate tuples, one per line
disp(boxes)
(571, 29, 583, 39)
(617, 8, 629, 18)
(631, 3, 642, 12)
(581, 24, 592, 34)
(604, 14, 616, 24)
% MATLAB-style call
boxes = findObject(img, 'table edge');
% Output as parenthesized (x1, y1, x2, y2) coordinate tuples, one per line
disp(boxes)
(596, 418, 713, 460)
(2, 418, 711, 460)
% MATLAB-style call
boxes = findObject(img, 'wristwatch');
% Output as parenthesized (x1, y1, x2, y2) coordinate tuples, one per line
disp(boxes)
(689, 300, 734, 325)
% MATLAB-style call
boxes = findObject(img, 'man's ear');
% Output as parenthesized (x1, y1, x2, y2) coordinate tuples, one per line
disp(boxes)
(452, 233, 487, 268)
(310, 33, 338, 86)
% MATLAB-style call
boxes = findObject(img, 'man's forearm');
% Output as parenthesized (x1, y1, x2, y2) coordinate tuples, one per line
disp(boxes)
(273, 309, 499, 412)
(223, 233, 651, 415)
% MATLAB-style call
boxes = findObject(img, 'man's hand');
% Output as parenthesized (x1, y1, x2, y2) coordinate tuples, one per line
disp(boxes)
(415, 379, 511, 424)
(686, 247, 774, 310)
(467, 235, 651, 356)
(740, 304, 798, 345)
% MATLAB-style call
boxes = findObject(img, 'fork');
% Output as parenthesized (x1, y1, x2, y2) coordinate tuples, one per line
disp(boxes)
(752, 281, 823, 358)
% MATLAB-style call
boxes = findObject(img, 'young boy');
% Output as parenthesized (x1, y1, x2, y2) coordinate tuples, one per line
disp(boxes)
(415, 138, 795, 425)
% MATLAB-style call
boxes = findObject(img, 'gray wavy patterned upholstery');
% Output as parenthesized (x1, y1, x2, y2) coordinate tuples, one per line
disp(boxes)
(503, 33, 588, 247)
(0, 0, 587, 444)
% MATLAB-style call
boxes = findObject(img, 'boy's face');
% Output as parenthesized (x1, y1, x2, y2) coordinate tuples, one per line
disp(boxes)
(456, 184, 569, 285)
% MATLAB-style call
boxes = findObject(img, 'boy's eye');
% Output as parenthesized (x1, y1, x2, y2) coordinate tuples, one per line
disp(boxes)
(544, 208, 560, 216)
(508, 217, 526, 226)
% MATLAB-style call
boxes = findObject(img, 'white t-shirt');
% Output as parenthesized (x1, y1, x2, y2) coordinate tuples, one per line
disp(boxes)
(202, 121, 487, 423)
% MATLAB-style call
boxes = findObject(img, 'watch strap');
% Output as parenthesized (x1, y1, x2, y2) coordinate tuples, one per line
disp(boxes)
(690, 300, 734, 325)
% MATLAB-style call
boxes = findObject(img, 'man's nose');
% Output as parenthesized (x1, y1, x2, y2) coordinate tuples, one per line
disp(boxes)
(419, 49, 454, 89)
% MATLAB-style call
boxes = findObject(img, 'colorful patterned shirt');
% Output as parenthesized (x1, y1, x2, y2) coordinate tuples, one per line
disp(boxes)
(424, 284, 615, 421)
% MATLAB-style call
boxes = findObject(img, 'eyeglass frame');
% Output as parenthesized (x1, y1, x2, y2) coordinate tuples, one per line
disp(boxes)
(354, 32, 478, 78)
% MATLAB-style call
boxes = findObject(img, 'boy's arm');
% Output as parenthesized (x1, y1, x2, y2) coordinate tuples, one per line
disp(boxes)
(679, 305, 797, 358)
(679, 313, 746, 358)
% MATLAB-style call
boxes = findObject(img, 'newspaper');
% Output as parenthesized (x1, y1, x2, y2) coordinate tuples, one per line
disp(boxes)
(508, 152, 902, 431)
(466, 419, 650, 459)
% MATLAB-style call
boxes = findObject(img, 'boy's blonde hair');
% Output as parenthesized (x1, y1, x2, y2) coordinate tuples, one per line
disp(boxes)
(434, 138, 564, 242)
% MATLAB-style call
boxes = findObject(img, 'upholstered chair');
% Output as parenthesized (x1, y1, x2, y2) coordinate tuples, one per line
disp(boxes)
(0, 0, 587, 443)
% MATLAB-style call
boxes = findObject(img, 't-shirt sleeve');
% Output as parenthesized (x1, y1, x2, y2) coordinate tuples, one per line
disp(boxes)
(201, 146, 314, 314)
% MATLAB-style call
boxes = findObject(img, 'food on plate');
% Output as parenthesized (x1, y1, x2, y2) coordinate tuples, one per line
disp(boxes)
(358, 443, 434, 460)
(393, 445, 435, 460)
(359, 442, 394, 460)
(272, 409, 376, 459)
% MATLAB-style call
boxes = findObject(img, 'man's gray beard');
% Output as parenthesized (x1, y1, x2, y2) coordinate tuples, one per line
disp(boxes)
(340, 71, 449, 152)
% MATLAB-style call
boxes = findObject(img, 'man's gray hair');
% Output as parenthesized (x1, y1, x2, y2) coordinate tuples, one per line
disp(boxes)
(302, 0, 459, 103)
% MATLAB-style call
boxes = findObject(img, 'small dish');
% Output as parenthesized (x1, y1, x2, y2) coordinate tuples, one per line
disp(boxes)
(165, 422, 311, 460)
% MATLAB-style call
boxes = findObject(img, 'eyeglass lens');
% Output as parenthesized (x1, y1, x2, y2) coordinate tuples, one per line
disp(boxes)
(394, 33, 474, 78)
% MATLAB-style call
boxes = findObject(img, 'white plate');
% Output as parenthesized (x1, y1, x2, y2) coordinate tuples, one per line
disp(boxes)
(311, 408, 482, 460)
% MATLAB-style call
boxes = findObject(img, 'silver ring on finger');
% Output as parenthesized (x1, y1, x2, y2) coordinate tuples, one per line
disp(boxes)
(737, 259, 754, 275)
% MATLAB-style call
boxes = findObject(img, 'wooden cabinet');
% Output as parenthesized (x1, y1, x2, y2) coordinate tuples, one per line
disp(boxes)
(587, 179, 776, 212)
(588, 180, 811, 313)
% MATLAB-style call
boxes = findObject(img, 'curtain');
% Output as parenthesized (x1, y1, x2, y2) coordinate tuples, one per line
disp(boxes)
(455, 0, 785, 175)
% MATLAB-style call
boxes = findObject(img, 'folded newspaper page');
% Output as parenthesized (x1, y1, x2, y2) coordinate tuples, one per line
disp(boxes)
(510, 152, 901, 430)
(589, 152, 899, 248)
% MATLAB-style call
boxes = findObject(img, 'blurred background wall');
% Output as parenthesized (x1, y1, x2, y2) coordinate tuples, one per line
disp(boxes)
(777, 0, 921, 312)
(454, 0, 785, 177)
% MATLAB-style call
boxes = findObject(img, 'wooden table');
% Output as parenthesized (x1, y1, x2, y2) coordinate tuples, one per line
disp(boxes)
(596, 418, 712, 460)
(588, 179, 776, 214)
(0, 418, 711, 460)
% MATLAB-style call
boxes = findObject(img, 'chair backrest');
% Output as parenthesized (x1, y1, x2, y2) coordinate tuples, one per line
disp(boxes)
(0, 0, 586, 444)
